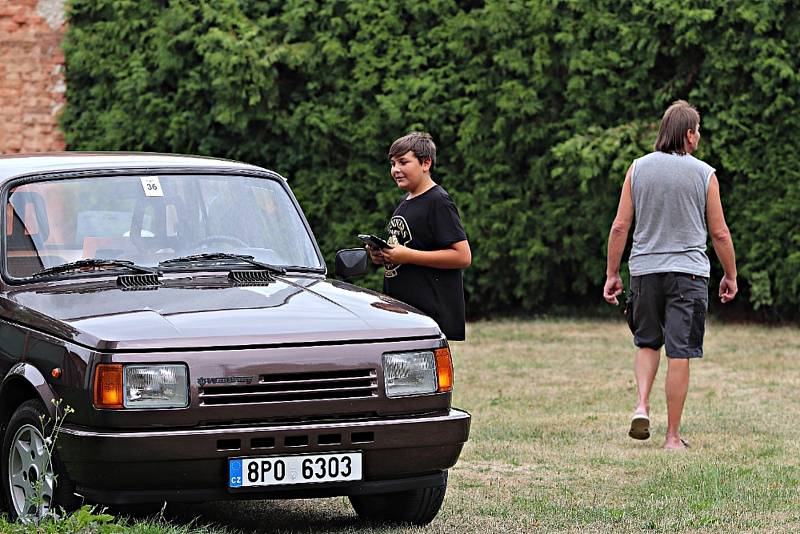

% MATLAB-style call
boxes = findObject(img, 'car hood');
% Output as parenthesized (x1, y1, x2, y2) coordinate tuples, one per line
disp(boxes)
(2, 275, 441, 350)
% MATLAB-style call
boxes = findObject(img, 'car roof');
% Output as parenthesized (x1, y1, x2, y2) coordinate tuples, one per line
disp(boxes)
(0, 152, 273, 183)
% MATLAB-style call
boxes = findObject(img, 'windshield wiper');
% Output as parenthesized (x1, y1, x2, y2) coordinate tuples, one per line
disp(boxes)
(158, 253, 286, 275)
(32, 259, 159, 279)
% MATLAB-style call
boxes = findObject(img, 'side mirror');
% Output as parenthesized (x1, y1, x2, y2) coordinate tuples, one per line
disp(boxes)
(335, 248, 368, 279)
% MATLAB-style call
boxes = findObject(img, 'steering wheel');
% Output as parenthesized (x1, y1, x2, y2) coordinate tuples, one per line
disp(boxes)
(195, 235, 249, 248)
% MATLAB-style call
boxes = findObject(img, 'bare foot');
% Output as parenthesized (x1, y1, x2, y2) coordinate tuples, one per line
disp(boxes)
(663, 437, 690, 450)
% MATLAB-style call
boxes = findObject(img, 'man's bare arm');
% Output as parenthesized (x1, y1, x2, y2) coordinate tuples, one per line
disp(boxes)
(706, 173, 738, 302)
(603, 165, 634, 304)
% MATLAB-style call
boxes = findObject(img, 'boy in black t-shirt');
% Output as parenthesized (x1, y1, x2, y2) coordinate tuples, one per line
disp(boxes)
(367, 132, 471, 340)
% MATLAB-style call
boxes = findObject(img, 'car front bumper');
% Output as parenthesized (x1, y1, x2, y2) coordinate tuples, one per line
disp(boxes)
(58, 409, 470, 504)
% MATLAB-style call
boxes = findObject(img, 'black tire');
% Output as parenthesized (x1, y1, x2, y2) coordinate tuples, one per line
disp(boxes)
(349, 472, 448, 525)
(1, 399, 78, 521)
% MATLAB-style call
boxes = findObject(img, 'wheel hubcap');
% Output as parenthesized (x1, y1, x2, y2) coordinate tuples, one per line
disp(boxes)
(8, 423, 54, 520)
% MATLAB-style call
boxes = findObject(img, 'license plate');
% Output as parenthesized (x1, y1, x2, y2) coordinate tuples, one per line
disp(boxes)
(229, 452, 362, 488)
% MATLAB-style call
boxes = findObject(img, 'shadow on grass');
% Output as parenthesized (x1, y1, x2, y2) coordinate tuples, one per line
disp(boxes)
(110, 499, 366, 534)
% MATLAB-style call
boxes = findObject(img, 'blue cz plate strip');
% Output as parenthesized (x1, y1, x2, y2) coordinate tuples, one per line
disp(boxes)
(229, 459, 243, 488)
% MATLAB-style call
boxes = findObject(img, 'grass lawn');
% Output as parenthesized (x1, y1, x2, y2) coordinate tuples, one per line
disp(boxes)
(3, 319, 798, 533)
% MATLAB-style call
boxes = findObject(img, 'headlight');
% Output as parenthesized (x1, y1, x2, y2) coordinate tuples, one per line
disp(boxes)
(124, 364, 188, 408)
(383, 351, 441, 398)
(93, 363, 188, 409)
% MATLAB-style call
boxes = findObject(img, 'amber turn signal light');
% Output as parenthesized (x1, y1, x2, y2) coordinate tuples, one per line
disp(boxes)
(93, 364, 123, 409)
(435, 347, 453, 392)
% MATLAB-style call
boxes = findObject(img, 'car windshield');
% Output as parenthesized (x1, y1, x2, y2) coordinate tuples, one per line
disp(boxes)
(4, 173, 323, 278)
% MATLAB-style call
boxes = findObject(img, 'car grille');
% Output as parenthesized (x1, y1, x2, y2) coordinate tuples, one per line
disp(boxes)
(199, 369, 378, 406)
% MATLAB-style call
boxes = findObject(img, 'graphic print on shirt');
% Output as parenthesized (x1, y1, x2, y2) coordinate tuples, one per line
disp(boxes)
(384, 215, 412, 278)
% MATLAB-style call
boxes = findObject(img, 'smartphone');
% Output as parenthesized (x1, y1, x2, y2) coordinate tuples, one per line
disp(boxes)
(617, 290, 627, 314)
(358, 234, 391, 249)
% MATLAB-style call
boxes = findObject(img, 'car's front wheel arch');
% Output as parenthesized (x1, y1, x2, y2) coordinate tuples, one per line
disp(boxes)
(0, 363, 59, 427)
(0, 377, 44, 438)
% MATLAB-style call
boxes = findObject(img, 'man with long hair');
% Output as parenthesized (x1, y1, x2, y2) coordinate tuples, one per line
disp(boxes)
(603, 100, 738, 450)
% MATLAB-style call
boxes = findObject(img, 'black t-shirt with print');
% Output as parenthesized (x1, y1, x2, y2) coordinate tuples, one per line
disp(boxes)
(383, 185, 468, 341)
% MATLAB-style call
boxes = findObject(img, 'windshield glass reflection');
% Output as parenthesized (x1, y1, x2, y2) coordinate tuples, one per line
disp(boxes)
(4, 174, 322, 278)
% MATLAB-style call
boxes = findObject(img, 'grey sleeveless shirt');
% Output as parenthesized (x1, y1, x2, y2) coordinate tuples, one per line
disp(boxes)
(628, 152, 715, 277)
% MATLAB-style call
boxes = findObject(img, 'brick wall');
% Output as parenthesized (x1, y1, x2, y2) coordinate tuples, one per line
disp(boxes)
(0, 0, 66, 154)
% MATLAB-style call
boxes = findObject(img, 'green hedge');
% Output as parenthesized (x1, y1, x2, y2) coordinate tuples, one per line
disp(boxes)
(62, 0, 800, 319)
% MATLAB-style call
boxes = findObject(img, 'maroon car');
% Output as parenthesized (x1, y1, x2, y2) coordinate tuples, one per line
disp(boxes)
(0, 153, 470, 524)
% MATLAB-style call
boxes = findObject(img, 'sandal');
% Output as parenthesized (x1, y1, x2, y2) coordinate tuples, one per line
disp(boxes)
(628, 414, 650, 440)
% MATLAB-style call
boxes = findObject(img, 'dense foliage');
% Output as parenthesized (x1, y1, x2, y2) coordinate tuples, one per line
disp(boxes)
(61, 0, 800, 319)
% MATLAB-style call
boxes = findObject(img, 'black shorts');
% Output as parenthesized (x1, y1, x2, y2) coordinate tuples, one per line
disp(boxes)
(626, 273, 709, 358)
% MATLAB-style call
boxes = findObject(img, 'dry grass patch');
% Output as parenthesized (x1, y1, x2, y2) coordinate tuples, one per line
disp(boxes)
(446, 319, 800, 533)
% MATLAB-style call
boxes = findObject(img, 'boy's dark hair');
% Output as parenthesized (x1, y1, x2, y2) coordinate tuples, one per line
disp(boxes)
(389, 131, 436, 168)
(654, 100, 701, 155)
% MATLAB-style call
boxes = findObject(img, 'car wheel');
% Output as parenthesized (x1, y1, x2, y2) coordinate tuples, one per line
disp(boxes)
(349, 471, 447, 525)
(1, 399, 77, 521)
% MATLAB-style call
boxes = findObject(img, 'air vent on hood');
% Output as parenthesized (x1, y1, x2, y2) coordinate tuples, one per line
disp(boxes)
(228, 270, 275, 285)
(199, 369, 378, 406)
(117, 273, 162, 290)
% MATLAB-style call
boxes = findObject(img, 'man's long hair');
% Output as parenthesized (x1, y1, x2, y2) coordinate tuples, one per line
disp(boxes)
(654, 100, 700, 155)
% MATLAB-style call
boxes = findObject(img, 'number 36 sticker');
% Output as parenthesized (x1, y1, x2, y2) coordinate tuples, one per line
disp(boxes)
(140, 176, 164, 197)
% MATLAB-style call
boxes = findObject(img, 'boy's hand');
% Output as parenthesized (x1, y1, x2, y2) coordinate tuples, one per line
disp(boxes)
(380, 244, 415, 265)
(366, 245, 385, 265)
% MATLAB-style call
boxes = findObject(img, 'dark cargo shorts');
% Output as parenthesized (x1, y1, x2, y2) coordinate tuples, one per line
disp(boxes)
(626, 273, 709, 358)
